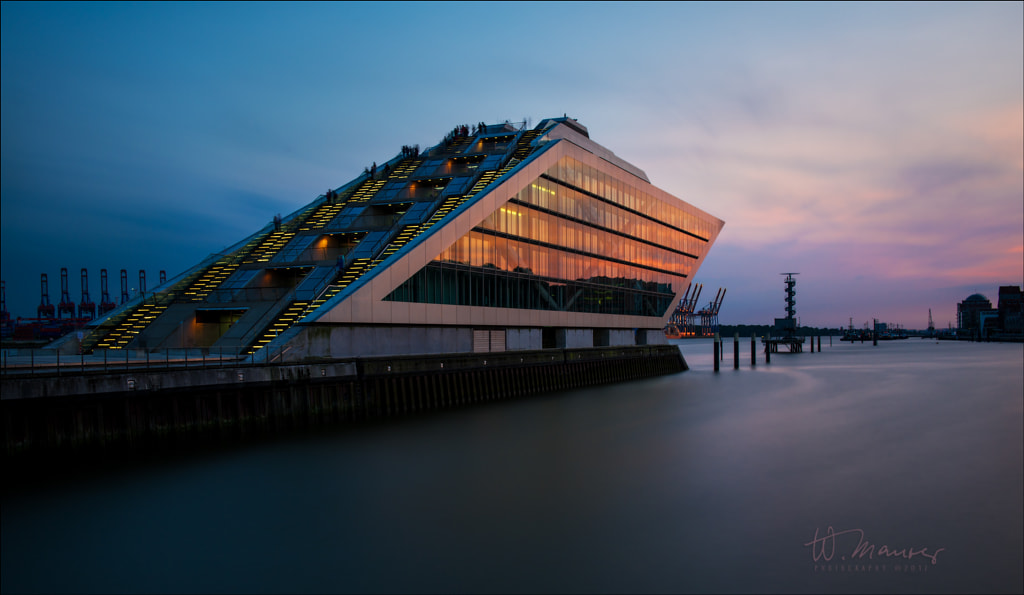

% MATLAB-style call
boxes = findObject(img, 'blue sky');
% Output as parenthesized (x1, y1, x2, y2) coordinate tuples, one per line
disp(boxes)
(2, 1, 1021, 328)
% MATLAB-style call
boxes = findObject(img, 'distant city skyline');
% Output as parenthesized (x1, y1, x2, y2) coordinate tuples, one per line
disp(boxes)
(2, 2, 1021, 328)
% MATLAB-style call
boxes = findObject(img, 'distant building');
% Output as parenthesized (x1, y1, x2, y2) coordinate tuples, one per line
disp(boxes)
(997, 285, 1023, 335)
(78, 117, 724, 358)
(957, 288, 1024, 340)
(957, 293, 995, 336)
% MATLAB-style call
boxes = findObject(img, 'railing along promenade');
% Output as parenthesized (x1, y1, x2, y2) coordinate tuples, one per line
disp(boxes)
(1, 348, 264, 378)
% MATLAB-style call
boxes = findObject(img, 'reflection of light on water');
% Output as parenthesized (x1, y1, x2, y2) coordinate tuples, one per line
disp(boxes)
(1, 341, 1021, 594)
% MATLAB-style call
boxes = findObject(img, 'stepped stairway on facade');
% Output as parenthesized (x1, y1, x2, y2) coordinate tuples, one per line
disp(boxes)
(81, 224, 279, 352)
(81, 262, 218, 352)
(245, 300, 311, 355)
(389, 158, 422, 181)
(82, 199, 326, 352)
(93, 166, 401, 354)
(92, 294, 175, 350)
(271, 157, 429, 318)
(375, 225, 421, 262)
(84, 129, 546, 354)
(292, 146, 520, 320)
(241, 202, 321, 265)
(298, 183, 363, 232)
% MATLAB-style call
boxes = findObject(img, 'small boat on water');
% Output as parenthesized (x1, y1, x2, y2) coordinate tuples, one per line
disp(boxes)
(841, 328, 908, 341)
(840, 329, 870, 341)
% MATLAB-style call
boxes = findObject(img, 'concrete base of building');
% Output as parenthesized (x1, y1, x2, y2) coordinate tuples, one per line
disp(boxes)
(284, 325, 664, 361)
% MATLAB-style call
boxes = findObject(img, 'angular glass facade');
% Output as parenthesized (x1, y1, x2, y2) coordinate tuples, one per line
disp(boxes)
(385, 157, 711, 317)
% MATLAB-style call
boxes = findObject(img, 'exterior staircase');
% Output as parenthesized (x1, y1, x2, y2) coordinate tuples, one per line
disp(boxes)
(244, 300, 311, 355)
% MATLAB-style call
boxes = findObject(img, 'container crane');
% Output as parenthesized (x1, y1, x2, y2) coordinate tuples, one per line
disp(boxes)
(667, 284, 696, 326)
(38, 274, 55, 318)
(78, 268, 96, 320)
(685, 283, 704, 315)
(698, 287, 726, 335)
(1, 280, 10, 331)
(58, 268, 76, 319)
(120, 269, 129, 304)
(665, 283, 703, 337)
(99, 269, 117, 316)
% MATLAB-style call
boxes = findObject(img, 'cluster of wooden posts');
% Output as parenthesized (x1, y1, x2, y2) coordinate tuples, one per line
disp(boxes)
(712, 333, 829, 371)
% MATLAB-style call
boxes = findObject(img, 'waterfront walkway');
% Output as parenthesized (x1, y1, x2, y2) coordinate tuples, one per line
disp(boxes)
(1, 348, 255, 377)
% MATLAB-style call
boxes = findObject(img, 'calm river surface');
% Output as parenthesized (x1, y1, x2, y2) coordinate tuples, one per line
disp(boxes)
(2, 338, 1022, 594)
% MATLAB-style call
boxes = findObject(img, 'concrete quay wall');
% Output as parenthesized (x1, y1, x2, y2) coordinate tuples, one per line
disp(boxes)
(1, 361, 358, 400)
(2, 345, 686, 458)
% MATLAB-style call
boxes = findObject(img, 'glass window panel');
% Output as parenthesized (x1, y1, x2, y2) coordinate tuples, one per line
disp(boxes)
(470, 232, 482, 267)
(485, 234, 497, 268)
(534, 244, 548, 278)
(521, 243, 534, 277)
(507, 204, 519, 237)
(494, 235, 507, 271)
(457, 235, 470, 265)
(506, 238, 518, 272)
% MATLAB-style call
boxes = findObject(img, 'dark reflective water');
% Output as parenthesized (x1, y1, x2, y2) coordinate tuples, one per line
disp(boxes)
(2, 339, 1022, 594)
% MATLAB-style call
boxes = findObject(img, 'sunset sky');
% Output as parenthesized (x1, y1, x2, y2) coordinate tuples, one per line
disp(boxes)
(2, 1, 1021, 328)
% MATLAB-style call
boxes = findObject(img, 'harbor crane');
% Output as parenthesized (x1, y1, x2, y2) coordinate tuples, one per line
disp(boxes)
(666, 283, 703, 337)
(99, 269, 117, 316)
(120, 269, 130, 304)
(38, 274, 55, 319)
(0, 281, 9, 326)
(698, 287, 726, 336)
(58, 267, 76, 319)
(78, 268, 96, 320)
(665, 283, 727, 337)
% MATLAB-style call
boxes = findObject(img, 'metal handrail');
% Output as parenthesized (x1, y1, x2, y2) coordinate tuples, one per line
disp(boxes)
(0, 346, 255, 378)
(296, 280, 341, 321)
(203, 286, 292, 304)
(241, 290, 298, 338)
(289, 227, 399, 322)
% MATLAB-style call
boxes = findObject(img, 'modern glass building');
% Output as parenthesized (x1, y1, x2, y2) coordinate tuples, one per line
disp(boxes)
(79, 117, 724, 359)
